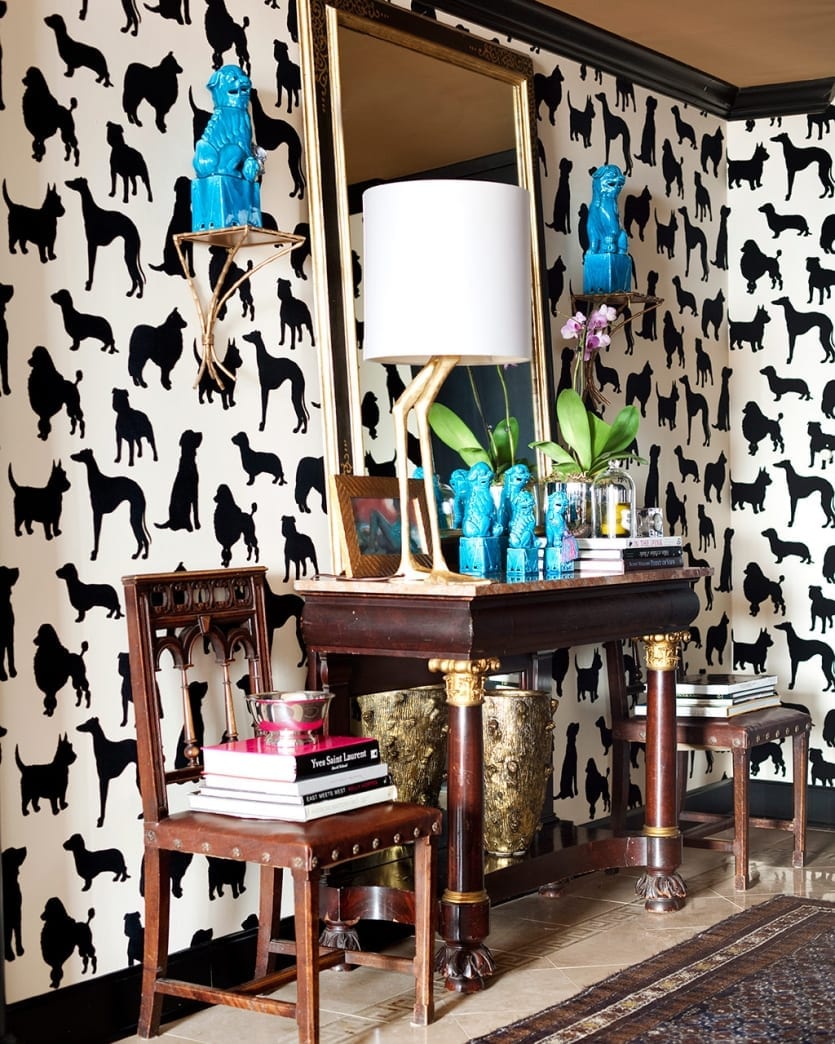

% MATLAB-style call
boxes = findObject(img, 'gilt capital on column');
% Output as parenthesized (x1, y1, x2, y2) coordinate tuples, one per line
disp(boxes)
(639, 631, 690, 672)
(429, 657, 501, 706)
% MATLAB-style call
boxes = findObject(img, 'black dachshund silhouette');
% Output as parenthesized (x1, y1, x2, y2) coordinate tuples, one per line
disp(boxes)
(33, 624, 90, 716)
(213, 484, 258, 568)
(21, 66, 79, 164)
(3, 846, 26, 961)
(0, 565, 18, 681)
(772, 296, 835, 364)
(63, 833, 129, 890)
(761, 527, 812, 565)
(27, 345, 84, 440)
(39, 897, 95, 989)
(122, 50, 181, 131)
(16, 734, 77, 812)
(3, 180, 64, 262)
(127, 307, 185, 388)
(77, 716, 139, 829)
(56, 563, 122, 621)
(8, 460, 70, 539)
(50, 288, 115, 353)
(71, 448, 151, 560)
(241, 329, 310, 433)
(293, 455, 325, 513)
(758, 202, 810, 239)
(759, 364, 811, 402)
(155, 429, 202, 532)
(106, 121, 151, 203)
(112, 387, 157, 466)
(281, 514, 317, 582)
(231, 431, 285, 486)
(65, 176, 144, 297)
(44, 14, 111, 86)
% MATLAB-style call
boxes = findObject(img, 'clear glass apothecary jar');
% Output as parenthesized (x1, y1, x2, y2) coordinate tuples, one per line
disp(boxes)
(591, 461, 636, 538)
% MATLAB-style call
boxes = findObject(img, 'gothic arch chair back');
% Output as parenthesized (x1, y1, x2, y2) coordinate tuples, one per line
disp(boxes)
(123, 566, 440, 1042)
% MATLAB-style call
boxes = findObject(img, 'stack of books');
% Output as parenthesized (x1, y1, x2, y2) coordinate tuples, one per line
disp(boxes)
(633, 673, 781, 719)
(189, 734, 396, 821)
(574, 535, 684, 574)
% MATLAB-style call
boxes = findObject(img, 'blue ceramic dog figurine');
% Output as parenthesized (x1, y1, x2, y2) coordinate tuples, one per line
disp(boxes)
(583, 164, 632, 294)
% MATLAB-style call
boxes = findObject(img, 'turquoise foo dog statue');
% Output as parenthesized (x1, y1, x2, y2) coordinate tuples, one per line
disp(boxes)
(583, 164, 632, 294)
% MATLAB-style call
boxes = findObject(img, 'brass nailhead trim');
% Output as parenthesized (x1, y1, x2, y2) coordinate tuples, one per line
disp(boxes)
(352, 844, 360, 855)
(311, 857, 318, 868)
(331, 849, 340, 860)
(261, 853, 271, 863)
(372, 837, 380, 848)
(393, 833, 401, 844)
(413, 827, 420, 838)
(231, 847, 241, 858)
(431, 822, 441, 834)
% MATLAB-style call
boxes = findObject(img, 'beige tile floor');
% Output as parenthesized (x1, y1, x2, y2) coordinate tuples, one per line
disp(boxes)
(118, 826, 835, 1043)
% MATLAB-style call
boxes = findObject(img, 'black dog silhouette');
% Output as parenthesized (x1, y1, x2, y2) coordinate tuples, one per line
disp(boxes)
(9, 460, 70, 539)
(71, 448, 151, 560)
(213, 485, 258, 568)
(208, 246, 254, 322)
(281, 514, 317, 582)
(44, 13, 111, 86)
(809, 585, 835, 633)
(595, 93, 632, 173)
(0, 281, 12, 394)
(770, 132, 835, 201)
(546, 157, 573, 234)
(534, 64, 563, 125)
(155, 429, 202, 532)
(694, 172, 712, 220)
(139, 849, 194, 899)
(693, 338, 713, 387)
(732, 628, 773, 673)
(671, 274, 697, 316)
(106, 121, 151, 203)
(772, 296, 835, 364)
(740, 240, 782, 295)
(144, 0, 190, 24)
(556, 721, 579, 799)
(700, 125, 724, 176)
(625, 360, 653, 418)
(118, 651, 133, 727)
(808, 421, 835, 467)
(77, 716, 139, 829)
(806, 256, 835, 305)
(16, 734, 77, 812)
(656, 380, 679, 429)
(289, 220, 310, 279)
(241, 329, 310, 433)
(774, 459, 835, 528)
(776, 621, 835, 691)
(680, 375, 710, 447)
(293, 455, 325, 513)
(276, 277, 315, 349)
(759, 364, 811, 402)
(761, 527, 811, 566)
(730, 466, 772, 514)
(79, 0, 140, 34)
(112, 387, 157, 466)
(3, 180, 64, 262)
(634, 93, 658, 165)
(205, 0, 250, 73)
(56, 563, 122, 621)
(705, 611, 729, 666)
(27, 345, 84, 441)
(124, 911, 143, 967)
(654, 210, 677, 259)
(40, 897, 95, 989)
(750, 741, 787, 777)
(567, 93, 594, 148)
(0, 565, 18, 681)
(194, 338, 241, 408)
(728, 142, 769, 189)
(664, 481, 687, 535)
(127, 306, 185, 389)
(660, 139, 684, 198)
(677, 205, 708, 281)
(122, 50, 182, 131)
(3, 846, 26, 960)
(50, 288, 115, 353)
(65, 176, 145, 297)
(63, 833, 129, 889)
(584, 757, 611, 819)
(741, 401, 784, 456)
(33, 624, 90, 716)
(575, 648, 602, 702)
(264, 581, 306, 668)
(743, 562, 786, 617)
(273, 37, 300, 112)
(207, 856, 246, 900)
(249, 88, 305, 198)
(670, 104, 696, 149)
(758, 202, 810, 239)
(150, 176, 192, 276)
(810, 748, 835, 785)
(21, 66, 79, 164)
(729, 304, 770, 352)
(231, 431, 284, 486)
(594, 715, 612, 755)
(701, 288, 725, 339)
(623, 184, 650, 242)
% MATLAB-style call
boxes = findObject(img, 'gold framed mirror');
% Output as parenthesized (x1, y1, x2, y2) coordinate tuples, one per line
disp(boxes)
(299, 0, 552, 565)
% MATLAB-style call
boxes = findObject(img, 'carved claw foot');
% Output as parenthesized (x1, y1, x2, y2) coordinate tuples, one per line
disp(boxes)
(636, 870, 687, 912)
(434, 943, 496, 993)
(320, 916, 360, 971)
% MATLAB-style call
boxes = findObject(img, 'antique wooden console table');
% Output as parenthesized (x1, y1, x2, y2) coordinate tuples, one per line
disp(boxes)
(297, 568, 706, 992)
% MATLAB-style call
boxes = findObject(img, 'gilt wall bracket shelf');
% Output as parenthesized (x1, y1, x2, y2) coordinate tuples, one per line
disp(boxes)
(174, 224, 305, 389)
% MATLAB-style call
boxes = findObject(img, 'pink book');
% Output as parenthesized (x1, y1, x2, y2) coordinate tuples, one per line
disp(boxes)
(201, 734, 381, 781)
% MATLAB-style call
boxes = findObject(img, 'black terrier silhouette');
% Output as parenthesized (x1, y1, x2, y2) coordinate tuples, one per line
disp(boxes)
(112, 387, 157, 466)
(595, 93, 632, 174)
(281, 514, 317, 582)
(741, 401, 783, 456)
(273, 37, 300, 112)
(625, 360, 653, 418)
(65, 176, 145, 297)
(664, 481, 687, 535)
(294, 455, 326, 513)
(63, 833, 129, 889)
(118, 651, 133, 727)
(213, 484, 258, 568)
(705, 611, 729, 666)
(71, 448, 151, 560)
(534, 64, 563, 125)
(700, 288, 725, 339)
(208, 246, 254, 322)
(770, 132, 835, 201)
(575, 648, 602, 702)
(194, 338, 242, 408)
(241, 329, 310, 433)
(205, 0, 250, 73)
(774, 459, 835, 528)
(759, 364, 811, 402)
(122, 50, 182, 131)
(743, 562, 786, 617)
(3, 180, 64, 262)
(567, 93, 594, 148)
(150, 176, 192, 276)
(728, 142, 769, 189)
(21, 66, 79, 164)
(761, 527, 812, 565)
(124, 911, 143, 967)
(207, 856, 247, 900)
(700, 125, 724, 176)
(155, 429, 202, 532)
(729, 304, 770, 352)
(730, 466, 772, 514)
(660, 139, 684, 198)
(16, 734, 77, 813)
(740, 240, 782, 295)
(3, 846, 26, 960)
(27, 345, 84, 441)
(0, 281, 12, 395)
(106, 121, 151, 203)
(231, 431, 285, 486)
(33, 624, 90, 716)
(584, 757, 611, 819)
(264, 580, 306, 667)
(772, 296, 835, 365)
(654, 210, 677, 259)
(77, 716, 139, 829)
(44, 13, 111, 86)
(276, 277, 314, 349)
(556, 721, 579, 800)
(732, 628, 773, 674)
(40, 897, 96, 989)
(0, 565, 19, 681)
(9, 460, 70, 539)
(776, 621, 835, 691)
(50, 288, 115, 354)
(249, 88, 305, 198)
(128, 307, 186, 389)
(809, 585, 835, 633)
(56, 563, 122, 621)
(758, 202, 810, 239)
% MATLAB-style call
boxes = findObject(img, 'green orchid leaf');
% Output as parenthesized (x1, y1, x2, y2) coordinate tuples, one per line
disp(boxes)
(492, 417, 520, 469)
(555, 389, 592, 471)
(601, 405, 641, 456)
(428, 402, 486, 457)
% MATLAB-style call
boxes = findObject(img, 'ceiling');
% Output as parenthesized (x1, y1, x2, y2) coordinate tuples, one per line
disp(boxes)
(534, 0, 835, 91)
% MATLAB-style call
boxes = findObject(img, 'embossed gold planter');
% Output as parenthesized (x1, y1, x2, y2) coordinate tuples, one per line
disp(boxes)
(483, 688, 558, 856)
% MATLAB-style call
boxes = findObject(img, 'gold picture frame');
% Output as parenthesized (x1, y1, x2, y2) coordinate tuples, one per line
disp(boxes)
(333, 476, 433, 578)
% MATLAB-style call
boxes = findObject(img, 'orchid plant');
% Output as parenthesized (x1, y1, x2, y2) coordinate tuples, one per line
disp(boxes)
(562, 303, 619, 409)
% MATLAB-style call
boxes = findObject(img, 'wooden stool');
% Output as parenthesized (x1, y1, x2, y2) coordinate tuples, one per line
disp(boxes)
(124, 567, 442, 1043)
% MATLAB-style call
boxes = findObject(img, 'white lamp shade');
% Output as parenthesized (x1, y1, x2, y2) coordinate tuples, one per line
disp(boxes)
(362, 179, 533, 366)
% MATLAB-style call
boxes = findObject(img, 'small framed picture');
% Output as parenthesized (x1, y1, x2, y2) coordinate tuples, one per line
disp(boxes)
(333, 476, 432, 578)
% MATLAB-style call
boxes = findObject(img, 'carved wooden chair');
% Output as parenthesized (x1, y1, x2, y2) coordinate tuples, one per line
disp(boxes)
(123, 566, 441, 1043)
(606, 640, 811, 891)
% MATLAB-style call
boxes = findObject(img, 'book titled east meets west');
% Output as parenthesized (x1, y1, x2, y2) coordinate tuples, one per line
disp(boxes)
(201, 734, 381, 781)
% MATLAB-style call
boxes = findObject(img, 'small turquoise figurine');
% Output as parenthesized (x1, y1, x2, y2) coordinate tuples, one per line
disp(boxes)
(459, 461, 503, 577)
(583, 164, 632, 294)
(544, 486, 578, 577)
(503, 464, 538, 578)
(449, 468, 470, 529)
(191, 65, 264, 231)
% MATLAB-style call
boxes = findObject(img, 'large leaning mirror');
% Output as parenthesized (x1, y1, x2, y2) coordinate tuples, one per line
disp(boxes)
(299, 0, 552, 565)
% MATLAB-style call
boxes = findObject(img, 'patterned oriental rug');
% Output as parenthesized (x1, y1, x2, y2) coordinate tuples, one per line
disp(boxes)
(469, 895, 835, 1043)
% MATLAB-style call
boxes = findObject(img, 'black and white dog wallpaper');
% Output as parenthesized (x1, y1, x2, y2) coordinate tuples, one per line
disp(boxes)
(0, 0, 832, 1008)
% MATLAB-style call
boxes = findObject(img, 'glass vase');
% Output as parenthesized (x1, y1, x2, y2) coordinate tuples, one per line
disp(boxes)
(545, 479, 593, 538)
(591, 462, 636, 538)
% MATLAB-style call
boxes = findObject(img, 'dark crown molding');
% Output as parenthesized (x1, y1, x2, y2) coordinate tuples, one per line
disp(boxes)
(433, 0, 835, 119)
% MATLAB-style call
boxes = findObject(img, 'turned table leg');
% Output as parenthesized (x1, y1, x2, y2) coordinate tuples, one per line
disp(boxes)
(429, 656, 499, 993)
(636, 632, 689, 912)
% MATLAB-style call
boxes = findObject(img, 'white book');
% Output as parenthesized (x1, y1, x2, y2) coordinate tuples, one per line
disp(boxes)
(575, 536, 682, 550)
(189, 783, 398, 821)
(200, 761, 390, 797)
(633, 695, 782, 718)
(197, 770, 392, 807)
(675, 673, 779, 696)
